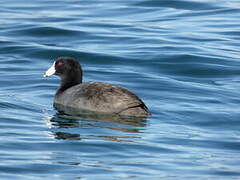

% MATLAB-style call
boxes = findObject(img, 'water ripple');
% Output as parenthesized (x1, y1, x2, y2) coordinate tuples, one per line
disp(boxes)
(0, 0, 240, 179)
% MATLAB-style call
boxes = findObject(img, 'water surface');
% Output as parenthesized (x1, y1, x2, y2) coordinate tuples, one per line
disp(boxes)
(1, 0, 240, 179)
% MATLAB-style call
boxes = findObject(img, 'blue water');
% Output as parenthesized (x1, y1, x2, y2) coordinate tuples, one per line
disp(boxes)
(1, 0, 240, 179)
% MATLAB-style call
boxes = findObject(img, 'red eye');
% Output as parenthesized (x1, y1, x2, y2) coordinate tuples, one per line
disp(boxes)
(56, 61, 63, 67)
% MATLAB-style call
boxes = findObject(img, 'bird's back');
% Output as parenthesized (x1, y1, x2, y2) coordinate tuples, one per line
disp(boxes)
(54, 82, 150, 116)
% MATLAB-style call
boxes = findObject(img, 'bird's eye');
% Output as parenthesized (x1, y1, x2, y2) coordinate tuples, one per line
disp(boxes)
(56, 61, 63, 67)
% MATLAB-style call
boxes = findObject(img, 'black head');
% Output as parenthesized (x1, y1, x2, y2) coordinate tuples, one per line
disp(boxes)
(54, 57, 82, 77)
(44, 57, 82, 78)
(44, 57, 83, 92)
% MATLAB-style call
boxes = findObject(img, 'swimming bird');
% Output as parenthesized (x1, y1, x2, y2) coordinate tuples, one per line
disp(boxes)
(44, 57, 150, 117)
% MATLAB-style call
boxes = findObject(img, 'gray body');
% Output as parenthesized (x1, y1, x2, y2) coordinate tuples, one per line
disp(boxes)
(54, 82, 150, 117)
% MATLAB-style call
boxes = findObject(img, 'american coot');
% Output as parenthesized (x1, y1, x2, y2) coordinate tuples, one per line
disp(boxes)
(44, 57, 150, 117)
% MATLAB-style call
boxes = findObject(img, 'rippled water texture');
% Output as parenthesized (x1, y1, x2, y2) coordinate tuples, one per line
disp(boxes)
(1, 0, 240, 179)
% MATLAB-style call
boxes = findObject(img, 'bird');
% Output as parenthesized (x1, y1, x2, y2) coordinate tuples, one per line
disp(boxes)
(44, 57, 150, 117)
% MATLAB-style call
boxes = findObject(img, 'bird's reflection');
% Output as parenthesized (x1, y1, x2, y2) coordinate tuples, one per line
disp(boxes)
(43, 106, 147, 142)
(54, 132, 81, 140)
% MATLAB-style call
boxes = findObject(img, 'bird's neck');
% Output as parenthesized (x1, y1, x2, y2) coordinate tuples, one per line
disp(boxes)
(56, 71, 82, 95)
